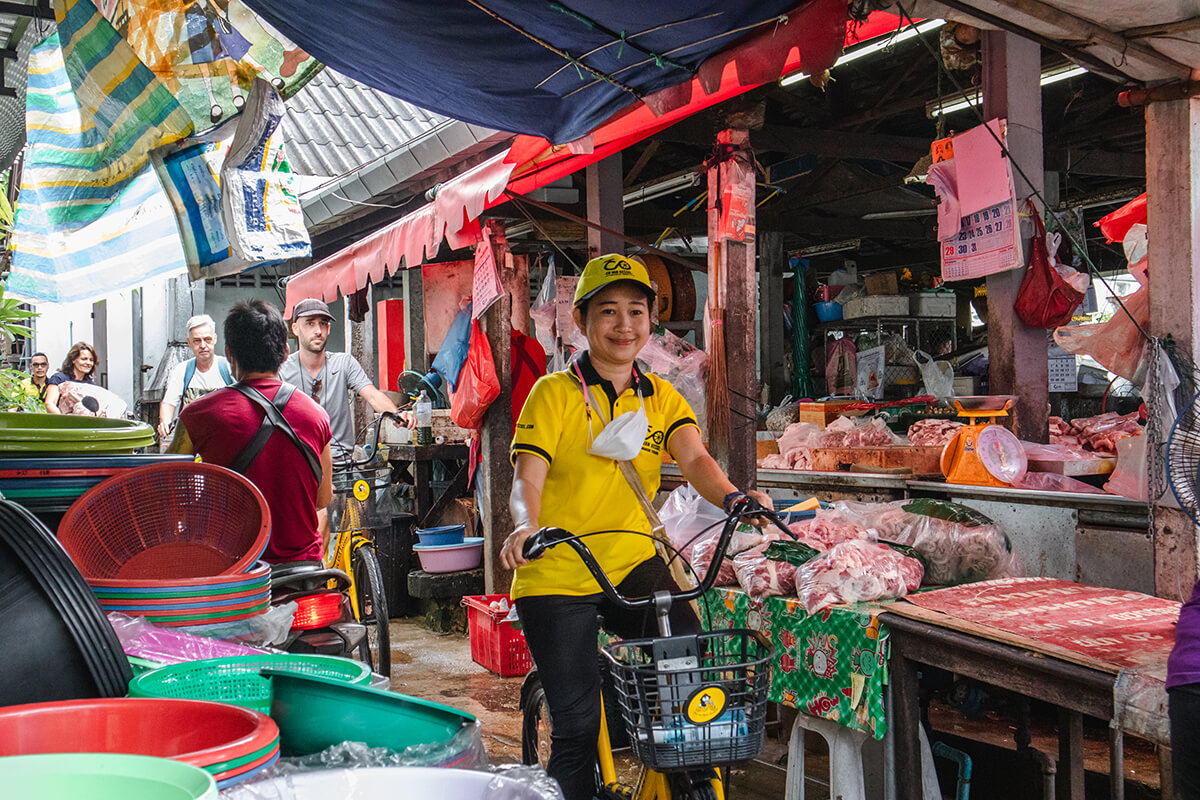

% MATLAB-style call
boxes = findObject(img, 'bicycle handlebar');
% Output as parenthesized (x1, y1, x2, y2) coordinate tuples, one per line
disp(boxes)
(520, 497, 796, 611)
(344, 411, 405, 469)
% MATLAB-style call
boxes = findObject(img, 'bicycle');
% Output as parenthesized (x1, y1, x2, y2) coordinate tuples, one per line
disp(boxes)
(324, 412, 403, 677)
(518, 499, 792, 800)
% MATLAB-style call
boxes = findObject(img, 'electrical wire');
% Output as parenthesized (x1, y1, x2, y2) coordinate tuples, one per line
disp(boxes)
(893, 2, 1151, 341)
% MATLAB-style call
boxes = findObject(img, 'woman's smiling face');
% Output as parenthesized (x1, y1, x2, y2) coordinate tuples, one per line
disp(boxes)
(574, 282, 651, 367)
(74, 348, 95, 377)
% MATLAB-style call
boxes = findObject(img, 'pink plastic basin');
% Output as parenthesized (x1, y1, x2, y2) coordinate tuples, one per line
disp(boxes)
(413, 537, 483, 573)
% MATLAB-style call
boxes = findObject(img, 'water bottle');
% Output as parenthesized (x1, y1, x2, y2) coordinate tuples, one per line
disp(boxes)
(415, 390, 433, 446)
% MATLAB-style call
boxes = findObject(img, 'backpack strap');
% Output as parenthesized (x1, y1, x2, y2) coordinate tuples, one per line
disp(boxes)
(182, 358, 197, 395)
(228, 382, 323, 483)
(217, 360, 234, 386)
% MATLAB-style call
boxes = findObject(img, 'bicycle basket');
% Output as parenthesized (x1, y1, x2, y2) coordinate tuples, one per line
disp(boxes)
(601, 629, 773, 770)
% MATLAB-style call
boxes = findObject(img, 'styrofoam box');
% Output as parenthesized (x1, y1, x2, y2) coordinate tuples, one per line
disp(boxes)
(842, 295, 910, 319)
(909, 293, 956, 318)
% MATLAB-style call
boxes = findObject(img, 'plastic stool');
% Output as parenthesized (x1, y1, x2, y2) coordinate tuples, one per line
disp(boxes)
(785, 711, 869, 800)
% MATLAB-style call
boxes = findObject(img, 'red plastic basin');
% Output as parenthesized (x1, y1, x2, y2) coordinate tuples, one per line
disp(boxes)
(0, 697, 278, 767)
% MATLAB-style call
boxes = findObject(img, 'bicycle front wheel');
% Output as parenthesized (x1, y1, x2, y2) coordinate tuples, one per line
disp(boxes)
(351, 543, 391, 678)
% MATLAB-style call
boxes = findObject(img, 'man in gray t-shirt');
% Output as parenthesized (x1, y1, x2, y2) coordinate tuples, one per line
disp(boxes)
(279, 298, 413, 464)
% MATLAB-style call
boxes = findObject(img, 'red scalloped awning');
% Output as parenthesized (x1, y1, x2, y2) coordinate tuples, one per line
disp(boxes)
(284, 4, 904, 315)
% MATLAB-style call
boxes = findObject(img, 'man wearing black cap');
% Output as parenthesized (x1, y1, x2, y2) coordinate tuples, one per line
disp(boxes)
(279, 298, 412, 465)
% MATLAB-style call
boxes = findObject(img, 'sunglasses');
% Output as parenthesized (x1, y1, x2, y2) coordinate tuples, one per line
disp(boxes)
(31, 361, 48, 368)
(310, 378, 322, 403)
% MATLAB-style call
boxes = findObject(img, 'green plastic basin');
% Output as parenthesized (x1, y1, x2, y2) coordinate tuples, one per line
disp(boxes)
(0, 753, 217, 799)
(266, 670, 476, 757)
(0, 415, 156, 454)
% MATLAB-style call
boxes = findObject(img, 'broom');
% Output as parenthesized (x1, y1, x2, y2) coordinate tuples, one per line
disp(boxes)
(706, 244, 730, 448)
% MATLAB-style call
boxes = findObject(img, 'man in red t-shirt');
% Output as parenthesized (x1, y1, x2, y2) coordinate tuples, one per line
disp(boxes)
(172, 300, 333, 563)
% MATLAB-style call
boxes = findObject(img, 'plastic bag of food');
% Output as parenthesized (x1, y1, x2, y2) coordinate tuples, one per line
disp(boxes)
(825, 338, 857, 396)
(789, 507, 874, 551)
(795, 540, 924, 614)
(887, 498, 1021, 585)
(690, 526, 763, 586)
(659, 484, 726, 562)
(732, 537, 796, 599)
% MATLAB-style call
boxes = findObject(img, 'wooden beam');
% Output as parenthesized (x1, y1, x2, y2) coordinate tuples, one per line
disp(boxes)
(630, 209, 934, 242)
(1124, 17, 1200, 39)
(586, 153, 624, 258)
(622, 140, 660, 188)
(750, 125, 930, 163)
(759, 233, 787, 406)
(982, 30, 1049, 443)
(479, 221, 518, 595)
(707, 129, 757, 491)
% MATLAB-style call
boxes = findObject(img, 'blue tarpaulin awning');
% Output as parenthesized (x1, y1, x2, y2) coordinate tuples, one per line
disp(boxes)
(241, 0, 835, 144)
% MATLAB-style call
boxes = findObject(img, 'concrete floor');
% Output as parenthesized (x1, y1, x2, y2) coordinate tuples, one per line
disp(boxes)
(379, 619, 1164, 799)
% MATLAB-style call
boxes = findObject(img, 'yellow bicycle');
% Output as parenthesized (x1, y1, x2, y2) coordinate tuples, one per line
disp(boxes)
(519, 501, 782, 800)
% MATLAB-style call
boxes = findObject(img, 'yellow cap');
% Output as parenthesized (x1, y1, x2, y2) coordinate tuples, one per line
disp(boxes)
(573, 254, 655, 307)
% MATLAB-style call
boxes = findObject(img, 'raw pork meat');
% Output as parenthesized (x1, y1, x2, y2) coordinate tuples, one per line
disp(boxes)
(788, 509, 872, 551)
(907, 419, 964, 448)
(796, 540, 924, 614)
(732, 538, 796, 599)
(757, 453, 791, 470)
(691, 527, 769, 586)
(1072, 411, 1143, 455)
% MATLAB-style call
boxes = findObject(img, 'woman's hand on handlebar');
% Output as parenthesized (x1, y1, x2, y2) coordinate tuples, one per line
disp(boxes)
(731, 489, 775, 528)
(500, 525, 539, 570)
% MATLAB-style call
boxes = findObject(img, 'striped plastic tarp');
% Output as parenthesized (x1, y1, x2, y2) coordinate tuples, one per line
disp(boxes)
(8, 0, 195, 304)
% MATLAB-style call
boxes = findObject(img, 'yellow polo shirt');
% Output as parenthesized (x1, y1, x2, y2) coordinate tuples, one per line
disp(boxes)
(510, 353, 698, 599)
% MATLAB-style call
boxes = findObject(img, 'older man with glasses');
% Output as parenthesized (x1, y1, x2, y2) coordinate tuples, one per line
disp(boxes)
(279, 299, 413, 466)
(158, 314, 235, 439)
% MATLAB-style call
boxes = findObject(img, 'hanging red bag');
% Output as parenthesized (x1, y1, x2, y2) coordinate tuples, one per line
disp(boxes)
(1015, 202, 1086, 329)
(450, 320, 501, 430)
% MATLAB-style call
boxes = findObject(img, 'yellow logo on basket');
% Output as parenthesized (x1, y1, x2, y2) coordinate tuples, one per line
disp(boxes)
(684, 686, 728, 725)
(353, 480, 371, 501)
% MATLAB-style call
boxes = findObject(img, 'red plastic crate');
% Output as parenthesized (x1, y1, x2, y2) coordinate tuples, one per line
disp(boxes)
(462, 594, 533, 677)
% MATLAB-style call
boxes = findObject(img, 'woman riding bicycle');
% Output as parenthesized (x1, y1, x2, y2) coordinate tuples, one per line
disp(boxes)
(500, 254, 772, 800)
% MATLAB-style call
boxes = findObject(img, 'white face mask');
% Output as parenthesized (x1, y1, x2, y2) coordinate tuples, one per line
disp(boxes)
(589, 401, 649, 461)
(576, 362, 649, 461)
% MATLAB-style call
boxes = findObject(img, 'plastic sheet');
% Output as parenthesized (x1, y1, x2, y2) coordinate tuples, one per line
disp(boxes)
(109, 611, 281, 663)
(260, 720, 487, 777)
(224, 755, 562, 800)
(1113, 668, 1170, 746)
(1054, 285, 1150, 383)
(1010, 471, 1109, 495)
(796, 540, 924, 614)
(658, 484, 725, 562)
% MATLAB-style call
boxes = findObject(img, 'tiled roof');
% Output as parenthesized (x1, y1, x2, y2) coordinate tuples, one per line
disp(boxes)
(283, 65, 451, 179)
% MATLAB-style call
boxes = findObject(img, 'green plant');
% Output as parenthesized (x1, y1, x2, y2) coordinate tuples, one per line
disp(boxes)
(0, 280, 39, 412)
(0, 283, 33, 341)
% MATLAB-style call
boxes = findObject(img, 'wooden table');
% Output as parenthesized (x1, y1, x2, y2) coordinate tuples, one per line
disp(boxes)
(882, 611, 1127, 800)
(386, 443, 469, 528)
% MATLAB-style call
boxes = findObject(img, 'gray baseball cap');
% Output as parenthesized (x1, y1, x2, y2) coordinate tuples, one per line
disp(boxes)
(292, 298, 333, 322)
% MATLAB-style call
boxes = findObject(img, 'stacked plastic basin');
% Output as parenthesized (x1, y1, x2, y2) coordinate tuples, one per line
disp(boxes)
(57, 462, 273, 628)
(0, 454, 194, 518)
(0, 697, 280, 789)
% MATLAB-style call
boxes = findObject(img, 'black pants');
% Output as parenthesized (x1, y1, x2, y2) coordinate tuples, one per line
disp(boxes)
(1171, 684, 1200, 800)
(516, 557, 701, 800)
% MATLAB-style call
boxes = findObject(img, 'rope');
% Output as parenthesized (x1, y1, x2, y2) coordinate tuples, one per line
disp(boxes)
(548, 2, 692, 74)
(895, 3, 1151, 342)
(465, 0, 643, 98)
(509, 197, 582, 273)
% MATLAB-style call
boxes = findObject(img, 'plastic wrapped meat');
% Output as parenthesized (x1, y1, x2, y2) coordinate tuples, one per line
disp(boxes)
(796, 540, 924, 614)
(691, 527, 766, 586)
(1071, 411, 1143, 456)
(733, 540, 796, 599)
(907, 419, 964, 448)
(789, 510, 872, 551)
(842, 416, 904, 448)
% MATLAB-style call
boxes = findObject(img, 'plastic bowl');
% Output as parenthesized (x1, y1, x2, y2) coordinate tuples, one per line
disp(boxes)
(265, 671, 475, 758)
(0, 697, 278, 769)
(129, 654, 373, 714)
(222, 766, 546, 800)
(416, 524, 466, 547)
(413, 537, 483, 573)
(815, 301, 843, 322)
(0, 753, 217, 800)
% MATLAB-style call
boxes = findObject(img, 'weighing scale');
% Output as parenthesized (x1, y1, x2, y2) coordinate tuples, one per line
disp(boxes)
(940, 396, 1027, 487)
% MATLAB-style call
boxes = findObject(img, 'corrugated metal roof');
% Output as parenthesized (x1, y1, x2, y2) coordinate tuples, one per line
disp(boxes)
(283, 65, 452, 178)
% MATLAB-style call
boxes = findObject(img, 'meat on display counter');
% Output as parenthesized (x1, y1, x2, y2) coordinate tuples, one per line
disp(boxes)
(659, 465, 1154, 595)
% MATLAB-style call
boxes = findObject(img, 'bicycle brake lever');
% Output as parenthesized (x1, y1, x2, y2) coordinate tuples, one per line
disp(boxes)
(522, 527, 572, 561)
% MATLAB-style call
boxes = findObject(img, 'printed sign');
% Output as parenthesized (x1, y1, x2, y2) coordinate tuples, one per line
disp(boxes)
(472, 226, 504, 319)
(941, 198, 1023, 281)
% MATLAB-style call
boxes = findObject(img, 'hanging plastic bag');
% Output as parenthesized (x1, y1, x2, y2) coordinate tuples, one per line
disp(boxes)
(530, 257, 557, 357)
(1015, 203, 1086, 329)
(914, 350, 954, 401)
(1054, 285, 1150, 382)
(658, 485, 726, 562)
(450, 321, 501, 430)
(432, 303, 474, 391)
(825, 338, 857, 396)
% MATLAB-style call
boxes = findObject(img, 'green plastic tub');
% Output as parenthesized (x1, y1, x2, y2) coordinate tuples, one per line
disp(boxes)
(0, 415, 155, 454)
(127, 655, 164, 677)
(0, 753, 217, 799)
(128, 655, 373, 713)
(266, 670, 476, 758)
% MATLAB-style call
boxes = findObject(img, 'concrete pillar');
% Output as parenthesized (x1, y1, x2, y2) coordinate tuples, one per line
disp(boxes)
(1146, 97, 1200, 600)
(402, 267, 425, 373)
(586, 153, 624, 258)
(982, 30, 1049, 442)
